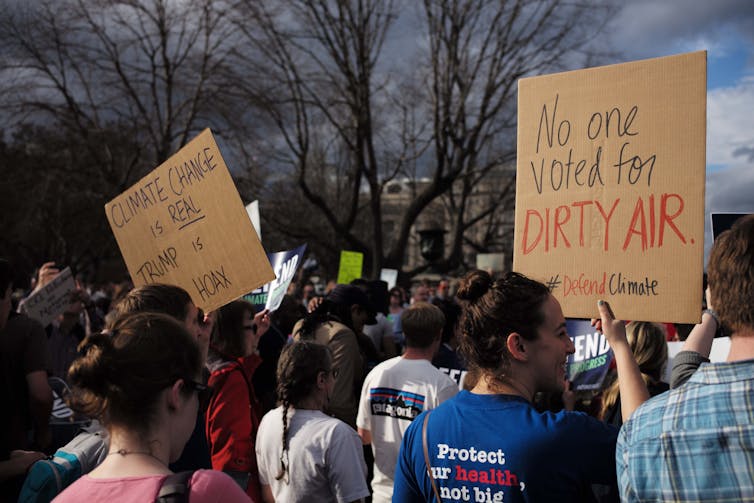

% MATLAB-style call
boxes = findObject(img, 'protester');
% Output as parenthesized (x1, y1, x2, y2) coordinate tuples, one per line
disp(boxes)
(617, 214, 754, 501)
(670, 286, 720, 388)
(0, 259, 51, 500)
(205, 300, 269, 501)
(357, 279, 398, 361)
(111, 283, 214, 471)
(53, 312, 249, 502)
(393, 270, 649, 502)
(292, 284, 376, 428)
(387, 286, 406, 349)
(599, 321, 668, 427)
(357, 302, 457, 503)
(430, 297, 467, 388)
(255, 341, 369, 503)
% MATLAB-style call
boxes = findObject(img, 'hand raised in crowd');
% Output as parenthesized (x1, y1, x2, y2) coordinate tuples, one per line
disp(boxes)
(307, 295, 323, 313)
(253, 308, 271, 338)
(33, 262, 60, 292)
(591, 300, 629, 350)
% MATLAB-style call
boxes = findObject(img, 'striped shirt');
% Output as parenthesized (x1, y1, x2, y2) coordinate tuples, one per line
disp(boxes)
(617, 358, 754, 502)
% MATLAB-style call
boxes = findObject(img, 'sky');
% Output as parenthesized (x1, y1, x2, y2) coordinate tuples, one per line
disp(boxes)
(604, 0, 754, 260)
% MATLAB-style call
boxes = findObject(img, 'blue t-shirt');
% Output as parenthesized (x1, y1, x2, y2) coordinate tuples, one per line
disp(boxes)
(394, 390, 618, 502)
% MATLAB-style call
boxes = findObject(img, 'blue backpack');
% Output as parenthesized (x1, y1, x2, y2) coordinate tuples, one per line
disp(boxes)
(18, 422, 109, 503)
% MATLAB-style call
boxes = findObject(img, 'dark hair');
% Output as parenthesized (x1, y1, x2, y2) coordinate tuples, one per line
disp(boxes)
(274, 341, 331, 482)
(402, 302, 445, 348)
(210, 299, 254, 360)
(110, 284, 192, 327)
(456, 270, 551, 381)
(67, 312, 201, 436)
(296, 299, 354, 338)
(708, 214, 754, 333)
(0, 259, 11, 295)
(432, 298, 462, 344)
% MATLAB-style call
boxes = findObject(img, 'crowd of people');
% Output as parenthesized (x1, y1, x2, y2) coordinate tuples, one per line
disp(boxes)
(0, 213, 752, 502)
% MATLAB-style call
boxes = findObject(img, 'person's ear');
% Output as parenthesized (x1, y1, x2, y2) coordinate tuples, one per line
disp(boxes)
(506, 333, 528, 362)
(316, 370, 328, 390)
(166, 380, 184, 412)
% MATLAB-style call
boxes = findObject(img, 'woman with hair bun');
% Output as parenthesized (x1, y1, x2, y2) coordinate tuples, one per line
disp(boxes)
(255, 341, 370, 503)
(393, 271, 648, 502)
(55, 312, 250, 502)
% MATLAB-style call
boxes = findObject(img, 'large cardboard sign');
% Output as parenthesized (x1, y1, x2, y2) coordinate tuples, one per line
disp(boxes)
(105, 129, 275, 312)
(337, 250, 363, 284)
(244, 244, 307, 312)
(20, 267, 76, 327)
(514, 52, 706, 323)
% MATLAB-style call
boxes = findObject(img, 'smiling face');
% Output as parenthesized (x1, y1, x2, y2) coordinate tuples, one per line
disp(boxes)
(525, 295, 574, 393)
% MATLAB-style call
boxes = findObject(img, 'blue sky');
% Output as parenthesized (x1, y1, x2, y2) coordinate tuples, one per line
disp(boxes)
(604, 0, 754, 259)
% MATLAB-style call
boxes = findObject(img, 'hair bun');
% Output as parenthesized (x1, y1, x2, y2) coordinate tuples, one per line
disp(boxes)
(456, 270, 493, 302)
(68, 332, 115, 397)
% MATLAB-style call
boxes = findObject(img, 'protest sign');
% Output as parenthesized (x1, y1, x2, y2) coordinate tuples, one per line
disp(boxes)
(246, 200, 261, 240)
(380, 268, 398, 290)
(244, 244, 308, 312)
(105, 129, 275, 312)
(20, 267, 76, 327)
(513, 51, 706, 323)
(476, 253, 505, 273)
(337, 250, 363, 284)
(566, 319, 613, 391)
(710, 212, 749, 240)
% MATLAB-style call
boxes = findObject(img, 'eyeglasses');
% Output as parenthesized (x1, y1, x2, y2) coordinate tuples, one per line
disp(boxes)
(182, 378, 214, 413)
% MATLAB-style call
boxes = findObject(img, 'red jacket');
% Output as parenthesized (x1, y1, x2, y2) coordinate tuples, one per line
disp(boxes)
(206, 354, 263, 502)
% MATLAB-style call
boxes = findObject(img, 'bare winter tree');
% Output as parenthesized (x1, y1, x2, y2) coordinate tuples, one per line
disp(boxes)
(0, 0, 247, 276)
(232, 0, 611, 277)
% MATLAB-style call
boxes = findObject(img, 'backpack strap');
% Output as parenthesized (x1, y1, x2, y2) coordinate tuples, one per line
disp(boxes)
(422, 411, 442, 503)
(156, 470, 194, 503)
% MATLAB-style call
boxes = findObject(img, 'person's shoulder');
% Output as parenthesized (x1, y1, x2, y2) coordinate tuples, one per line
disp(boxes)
(5, 312, 45, 335)
(190, 469, 250, 501)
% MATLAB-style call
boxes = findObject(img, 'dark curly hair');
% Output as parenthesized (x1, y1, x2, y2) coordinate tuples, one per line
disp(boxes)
(456, 270, 551, 384)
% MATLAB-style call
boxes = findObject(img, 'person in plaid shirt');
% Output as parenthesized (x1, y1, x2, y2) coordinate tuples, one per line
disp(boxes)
(617, 214, 754, 502)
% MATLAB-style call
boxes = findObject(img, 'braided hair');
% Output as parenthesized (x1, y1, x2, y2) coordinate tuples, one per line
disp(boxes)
(274, 341, 332, 482)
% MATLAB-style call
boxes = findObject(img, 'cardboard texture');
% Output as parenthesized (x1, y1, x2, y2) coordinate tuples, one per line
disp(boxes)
(20, 267, 76, 327)
(337, 250, 364, 284)
(105, 129, 275, 312)
(513, 52, 706, 323)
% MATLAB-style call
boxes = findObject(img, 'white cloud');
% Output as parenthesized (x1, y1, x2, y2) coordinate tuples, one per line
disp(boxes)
(707, 79, 754, 167)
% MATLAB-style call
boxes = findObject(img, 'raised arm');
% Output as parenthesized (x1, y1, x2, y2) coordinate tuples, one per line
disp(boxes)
(593, 300, 649, 423)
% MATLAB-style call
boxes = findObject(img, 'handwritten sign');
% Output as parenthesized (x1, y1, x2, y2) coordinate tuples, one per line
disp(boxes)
(244, 244, 307, 312)
(20, 267, 76, 327)
(337, 250, 363, 284)
(246, 200, 261, 240)
(513, 52, 706, 323)
(105, 129, 275, 312)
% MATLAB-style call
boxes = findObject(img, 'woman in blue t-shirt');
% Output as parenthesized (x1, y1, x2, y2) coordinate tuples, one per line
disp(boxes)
(393, 271, 648, 502)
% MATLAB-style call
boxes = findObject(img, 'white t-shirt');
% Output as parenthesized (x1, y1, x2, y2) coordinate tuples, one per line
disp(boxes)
(356, 357, 458, 503)
(255, 407, 369, 503)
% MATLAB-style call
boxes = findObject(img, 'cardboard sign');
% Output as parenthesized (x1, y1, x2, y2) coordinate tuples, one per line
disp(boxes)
(244, 244, 307, 312)
(105, 129, 275, 312)
(337, 250, 363, 284)
(514, 52, 706, 323)
(246, 200, 261, 240)
(20, 267, 76, 327)
(380, 268, 398, 290)
(476, 253, 505, 273)
(565, 319, 614, 391)
(710, 212, 749, 240)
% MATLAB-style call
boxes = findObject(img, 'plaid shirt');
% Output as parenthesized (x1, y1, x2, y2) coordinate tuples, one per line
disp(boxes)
(617, 359, 754, 502)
